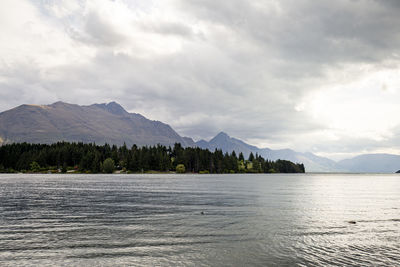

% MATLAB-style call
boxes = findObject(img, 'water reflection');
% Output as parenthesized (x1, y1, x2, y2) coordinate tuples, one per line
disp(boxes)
(0, 173, 399, 266)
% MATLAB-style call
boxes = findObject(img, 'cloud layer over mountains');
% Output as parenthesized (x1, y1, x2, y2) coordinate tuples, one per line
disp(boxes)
(1, 0, 400, 159)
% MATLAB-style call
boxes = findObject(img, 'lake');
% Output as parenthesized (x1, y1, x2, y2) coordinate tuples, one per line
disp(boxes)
(0, 173, 399, 266)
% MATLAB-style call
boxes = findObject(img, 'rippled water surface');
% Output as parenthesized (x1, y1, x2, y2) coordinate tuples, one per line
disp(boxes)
(0, 173, 399, 266)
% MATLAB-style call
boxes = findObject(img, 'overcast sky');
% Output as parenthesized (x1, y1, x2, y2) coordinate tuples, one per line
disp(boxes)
(1, 0, 400, 160)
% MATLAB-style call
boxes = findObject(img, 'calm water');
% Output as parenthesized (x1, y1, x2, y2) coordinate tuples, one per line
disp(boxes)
(0, 173, 399, 266)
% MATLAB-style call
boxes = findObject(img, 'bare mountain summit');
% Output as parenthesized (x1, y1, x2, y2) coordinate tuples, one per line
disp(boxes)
(0, 101, 194, 147)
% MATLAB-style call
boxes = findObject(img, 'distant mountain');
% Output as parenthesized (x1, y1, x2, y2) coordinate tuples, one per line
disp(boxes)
(2, 102, 399, 173)
(260, 149, 340, 173)
(336, 154, 400, 173)
(196, 132, 338, 172)
(0, 101, 195, 147)
(196, 132, 400, 173)
(196, 132, 259, 156)
(181, 137, 196, 147)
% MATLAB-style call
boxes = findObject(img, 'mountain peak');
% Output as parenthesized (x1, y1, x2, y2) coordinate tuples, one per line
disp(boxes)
(105, 101, 127, 115)
(93, 101, 128, 115)
(209, 132, 231, 145)
(50, 101, 67, 106)
(0, 101, 188, 147)
(217, 131, 229, 136)
(107, 101, 121, 107)
(213, 131, 230, 139)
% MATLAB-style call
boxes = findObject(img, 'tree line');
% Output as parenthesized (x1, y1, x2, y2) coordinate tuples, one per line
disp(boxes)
(0, 142, 305, 174)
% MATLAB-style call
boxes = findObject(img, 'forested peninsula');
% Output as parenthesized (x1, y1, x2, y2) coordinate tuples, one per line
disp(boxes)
(0, 142, 305, 174)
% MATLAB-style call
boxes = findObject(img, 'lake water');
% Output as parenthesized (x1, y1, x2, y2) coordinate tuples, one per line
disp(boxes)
(0, 173, 399, 266)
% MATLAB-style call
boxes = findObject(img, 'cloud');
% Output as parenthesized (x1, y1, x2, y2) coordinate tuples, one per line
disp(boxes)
(1, 0, 400, 159)
(139, 21, 194, 37)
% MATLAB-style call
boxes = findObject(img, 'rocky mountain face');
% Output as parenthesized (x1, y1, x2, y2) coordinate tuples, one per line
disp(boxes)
(0, 101, 194, 147)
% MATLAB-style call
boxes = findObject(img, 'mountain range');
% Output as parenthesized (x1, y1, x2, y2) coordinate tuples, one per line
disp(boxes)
(1, 101, 399, 173)
(0, 101, 194, 147)
(196, 132, 400, 173)
(196, 132, 340, 172)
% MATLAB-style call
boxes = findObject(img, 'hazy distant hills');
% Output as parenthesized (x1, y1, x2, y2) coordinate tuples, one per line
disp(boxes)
(336, 154, 400, 173)
(197, 132, 400, 173)
(1, 102, 399, 173)
(196, 132, 339, 172)
(0, 101, 194, 147)
(196, 132, 259, 158)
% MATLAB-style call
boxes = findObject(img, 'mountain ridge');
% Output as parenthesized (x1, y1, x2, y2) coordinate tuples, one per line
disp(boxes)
(1, 102, 399, 173)
(196, 132, 337, 172)
(336, 153, 400, 173)
(0, 101, 195, 147)
(195, 132, 400, 173)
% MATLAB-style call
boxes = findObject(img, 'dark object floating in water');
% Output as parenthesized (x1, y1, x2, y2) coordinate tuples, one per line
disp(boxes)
(348, 221, 356, 224)
(201, 211, 205, 215)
